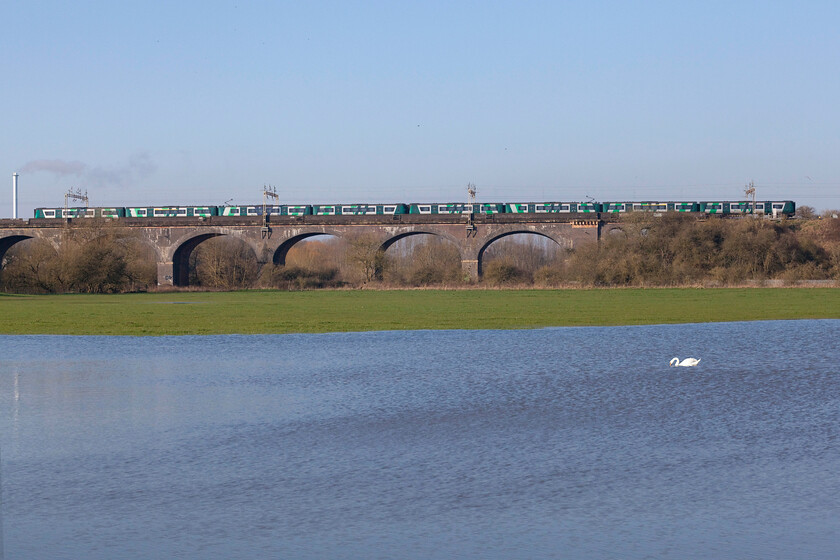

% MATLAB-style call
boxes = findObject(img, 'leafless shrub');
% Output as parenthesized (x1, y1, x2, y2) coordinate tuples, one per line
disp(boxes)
(385, 235, 463, 286)
(482, 235, 562, 284)
(1, 222, 157, 293)
(259, 264, 342, 290)
(1, 239, 61, 293)
(483, 259, 529, 286)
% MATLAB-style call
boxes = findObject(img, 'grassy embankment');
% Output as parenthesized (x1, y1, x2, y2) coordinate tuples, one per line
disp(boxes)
(1, 288, 838, 336)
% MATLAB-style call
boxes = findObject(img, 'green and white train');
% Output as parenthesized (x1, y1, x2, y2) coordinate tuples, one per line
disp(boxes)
(34, 199, 797, 219)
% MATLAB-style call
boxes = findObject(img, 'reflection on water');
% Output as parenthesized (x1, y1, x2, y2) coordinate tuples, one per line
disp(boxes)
(1, 321, 839, 559)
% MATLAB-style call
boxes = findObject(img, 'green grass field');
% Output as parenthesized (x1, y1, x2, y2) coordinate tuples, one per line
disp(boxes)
(1, 288, 838, 335)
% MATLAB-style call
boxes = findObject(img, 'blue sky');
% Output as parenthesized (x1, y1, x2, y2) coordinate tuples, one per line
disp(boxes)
(3, 1, 839, 216)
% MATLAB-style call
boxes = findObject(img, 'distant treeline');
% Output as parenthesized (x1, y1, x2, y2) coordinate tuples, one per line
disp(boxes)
(2, 213, 839, 293)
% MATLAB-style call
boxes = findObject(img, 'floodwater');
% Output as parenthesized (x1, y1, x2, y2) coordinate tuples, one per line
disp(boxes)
(0, 321, 838, 559)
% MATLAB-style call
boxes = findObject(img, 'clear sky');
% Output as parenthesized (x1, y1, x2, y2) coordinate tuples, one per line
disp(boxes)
(3, 1, 839, 217)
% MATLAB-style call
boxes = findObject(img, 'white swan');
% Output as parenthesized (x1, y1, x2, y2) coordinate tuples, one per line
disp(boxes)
(670, 357, 700, 367)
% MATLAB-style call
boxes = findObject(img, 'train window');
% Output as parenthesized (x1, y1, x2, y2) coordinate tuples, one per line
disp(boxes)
(178, 208, 188, 217)
(44, 209, 56, 218)
(773, 203, 784, 209)
(419, 205, 431, 213)
(383, 206, 396, 214)
(137, 209, 147, 217)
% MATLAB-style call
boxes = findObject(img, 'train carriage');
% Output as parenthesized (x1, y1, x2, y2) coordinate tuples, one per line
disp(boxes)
(432, 203, 473, 215)
(312, 205, 338, 216)
(408, 203, 463, 214)
(221, 205, 255, 217)
(339, 204, 377, 215)
(281, 205, 311, 216)
(408, 203, 504, 214)
(505, 202, 602, 213)
(34, 207, 126, 218)
(602, 203, 628, 213)
(767, 201, 795, 216)
(699, 201, 727, 214)
(575, 202, 600, 213)
(726, 202, 753, 214)
(506, 202, 568, 213)
(750, 201, 796, 216)
(220, 205, 311, 216)
(221, 205, 274, 217)
(337, 204, 408, 215)
(126, 206, 218, 218)
(616, 202, 700, 213)
(662, 202, 699, 212)
(475, 203, 505, 214)
(699, 200, 795, 217)
(626, 202, 665, 212)
(505, 203, 532, 213)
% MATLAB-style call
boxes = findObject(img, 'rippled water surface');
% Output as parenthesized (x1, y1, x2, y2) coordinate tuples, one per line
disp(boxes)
(1, 321, 838, 559)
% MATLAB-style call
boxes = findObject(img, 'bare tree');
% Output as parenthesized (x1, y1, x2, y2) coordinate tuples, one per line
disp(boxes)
(797, 206, 817, 219)
(345, 233, 386, 284)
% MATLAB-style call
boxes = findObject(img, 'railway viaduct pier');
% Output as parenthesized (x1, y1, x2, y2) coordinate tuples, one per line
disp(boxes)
(0, 214, 621, 286)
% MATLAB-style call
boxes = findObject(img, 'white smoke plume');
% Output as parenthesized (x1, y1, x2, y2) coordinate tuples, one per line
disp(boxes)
(19, 152, 156, 189)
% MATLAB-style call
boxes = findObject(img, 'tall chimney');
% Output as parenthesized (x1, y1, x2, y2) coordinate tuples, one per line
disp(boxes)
(12, 172, 19, 219)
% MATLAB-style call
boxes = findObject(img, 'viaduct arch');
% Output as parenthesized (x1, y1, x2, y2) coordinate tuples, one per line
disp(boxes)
(475, 230, 570, 276)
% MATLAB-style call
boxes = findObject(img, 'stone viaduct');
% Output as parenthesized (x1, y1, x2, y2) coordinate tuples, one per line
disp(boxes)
(0, 214, 622, 286)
